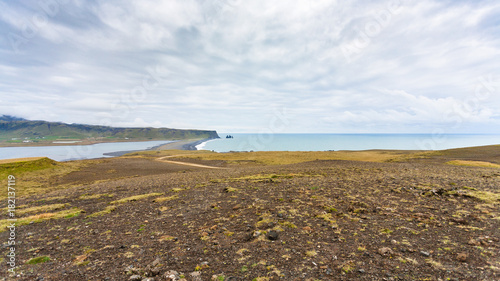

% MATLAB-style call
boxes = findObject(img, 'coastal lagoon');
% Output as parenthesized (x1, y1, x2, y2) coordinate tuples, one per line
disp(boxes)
(0, 140, 172, 161)
(198, 134, 500, 152)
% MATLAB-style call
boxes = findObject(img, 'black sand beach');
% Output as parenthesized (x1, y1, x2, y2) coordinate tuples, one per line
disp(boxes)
(102, 138, 213, 157)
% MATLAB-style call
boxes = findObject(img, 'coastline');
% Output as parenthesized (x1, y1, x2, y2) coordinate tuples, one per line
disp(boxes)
(153, 138, 215, 151)
(102, 138, 215, 157)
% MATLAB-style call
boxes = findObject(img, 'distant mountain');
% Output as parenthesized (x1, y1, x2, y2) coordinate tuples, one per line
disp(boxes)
(0, 117, 219, 141)
(0, 115, 26, 121)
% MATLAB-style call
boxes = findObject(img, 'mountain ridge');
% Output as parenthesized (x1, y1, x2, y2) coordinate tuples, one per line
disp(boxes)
(0, 115, 219, 143)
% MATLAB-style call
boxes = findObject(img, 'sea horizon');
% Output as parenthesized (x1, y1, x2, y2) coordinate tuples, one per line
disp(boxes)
(199, 133, 500, 152)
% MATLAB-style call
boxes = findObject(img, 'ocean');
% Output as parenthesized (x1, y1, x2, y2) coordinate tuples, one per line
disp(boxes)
(197, 134, 500, 152)
(0, 140, 172, 161)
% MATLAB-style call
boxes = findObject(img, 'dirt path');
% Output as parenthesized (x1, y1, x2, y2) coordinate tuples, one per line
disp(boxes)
(155, 155, 227, 169)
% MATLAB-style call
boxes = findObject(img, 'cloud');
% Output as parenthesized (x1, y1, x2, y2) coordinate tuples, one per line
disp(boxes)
(0, 0, 499, 133)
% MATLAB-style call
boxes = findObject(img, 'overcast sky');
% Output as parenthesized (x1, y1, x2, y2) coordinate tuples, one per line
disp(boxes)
(1, 0, 499, 133)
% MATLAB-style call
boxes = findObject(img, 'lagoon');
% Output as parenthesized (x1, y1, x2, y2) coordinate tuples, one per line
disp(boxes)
(0, 140, 172, 161)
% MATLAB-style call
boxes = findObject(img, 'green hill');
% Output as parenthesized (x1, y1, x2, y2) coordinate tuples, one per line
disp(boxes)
(0, 116, 219, 143)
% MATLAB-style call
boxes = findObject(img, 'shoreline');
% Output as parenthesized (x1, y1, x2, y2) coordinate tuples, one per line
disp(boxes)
(102, 138, 216, 157)
(153, 138, 215, 151)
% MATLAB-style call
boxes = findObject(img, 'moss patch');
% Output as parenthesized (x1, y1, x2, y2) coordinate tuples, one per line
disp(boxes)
(446, 160, 500, 168)
(0, 208, 82, 232)
(86, 205, 117, 218)
(16, 203, 69, 216)
(466, 190, 500, 204)
(110, 193, 163, 205)
(26, 256, 51, 264)
(153, 195, 179, 202)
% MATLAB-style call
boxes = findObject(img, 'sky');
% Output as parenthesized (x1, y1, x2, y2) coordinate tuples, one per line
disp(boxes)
(0, 0, 499, 134)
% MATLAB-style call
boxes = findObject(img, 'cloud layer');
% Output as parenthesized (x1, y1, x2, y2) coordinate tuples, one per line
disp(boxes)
(1, 0, 499, 133)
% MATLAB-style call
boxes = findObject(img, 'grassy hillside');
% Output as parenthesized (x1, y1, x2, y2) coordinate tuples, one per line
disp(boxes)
(0, 157, 90, 199)
(0, 118, 219, 143)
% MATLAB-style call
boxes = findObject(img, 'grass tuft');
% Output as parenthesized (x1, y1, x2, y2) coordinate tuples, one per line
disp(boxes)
(110, 193, 163, 205)
(305, 250, 317, 257)
(0, 208, 82, 232)
(465, 190, 500, 204)
(153, 195, 179, 202)
(87, 206, 117, 218)
(15, 203, 68, 215)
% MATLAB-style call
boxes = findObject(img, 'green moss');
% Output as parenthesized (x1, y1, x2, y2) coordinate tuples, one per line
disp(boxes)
(324, 206, 338, 213)
(255, 217, 274, 228)
(280, 221, 297, 228)
(353, 208, 367, 214)
(380, 228, 393, 235)
(65, 212, 80, 218)
(316, 213, 335, 224)
(26, 256, 51, 264)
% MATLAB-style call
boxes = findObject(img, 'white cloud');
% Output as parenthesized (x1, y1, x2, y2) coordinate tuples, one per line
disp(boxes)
(0, 0, 499, 133)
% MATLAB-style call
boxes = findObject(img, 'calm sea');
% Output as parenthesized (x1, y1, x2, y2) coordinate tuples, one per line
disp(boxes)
(197, 134, 500, 152)
(0, 140, 172, 161)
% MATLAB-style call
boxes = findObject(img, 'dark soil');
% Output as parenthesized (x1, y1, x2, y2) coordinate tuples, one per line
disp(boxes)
(55, 157, 200, 186)
(1, 153, 499, 281)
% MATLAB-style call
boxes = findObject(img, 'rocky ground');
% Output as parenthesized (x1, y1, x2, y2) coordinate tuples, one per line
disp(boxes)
(0, 147, 499, 280)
